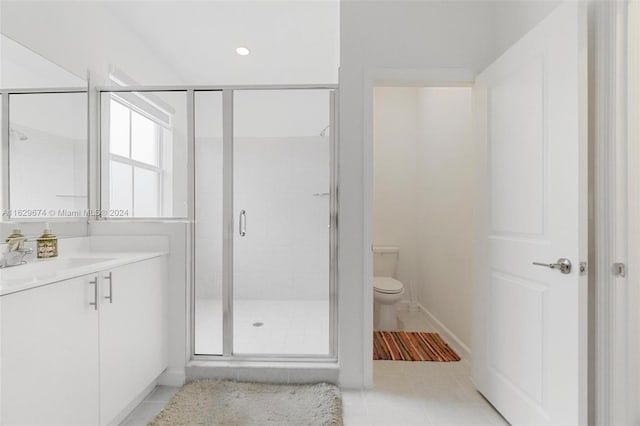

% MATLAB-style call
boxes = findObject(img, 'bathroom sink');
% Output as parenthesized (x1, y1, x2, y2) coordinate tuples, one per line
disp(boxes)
(0, 270, 34, 284)
(0, 265, 38, 286)
(56, 257, 116, 269)
(0, 257, 116, 287)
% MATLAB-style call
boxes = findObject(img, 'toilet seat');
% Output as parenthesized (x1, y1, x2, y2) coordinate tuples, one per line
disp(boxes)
(373, 276, 404, 294)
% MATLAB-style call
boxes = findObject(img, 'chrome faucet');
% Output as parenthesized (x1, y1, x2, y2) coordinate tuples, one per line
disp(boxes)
(1, 237, 33, 268)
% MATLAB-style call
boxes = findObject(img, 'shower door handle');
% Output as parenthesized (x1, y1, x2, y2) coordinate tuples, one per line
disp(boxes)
(239, 210, 247, 237)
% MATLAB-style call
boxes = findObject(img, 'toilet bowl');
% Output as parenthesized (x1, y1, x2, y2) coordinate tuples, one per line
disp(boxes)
(373, 276, 405, 330)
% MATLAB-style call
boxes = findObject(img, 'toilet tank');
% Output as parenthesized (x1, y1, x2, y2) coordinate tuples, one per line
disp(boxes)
(373, 246, 400, 277)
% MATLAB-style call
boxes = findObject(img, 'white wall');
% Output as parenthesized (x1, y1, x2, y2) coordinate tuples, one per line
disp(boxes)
(339, 0, 559, 387)
(0, 34, 85, 89)
(416, 87, 474, 349)
(373, 87, 419, 303)
(490, 1, 561, 59)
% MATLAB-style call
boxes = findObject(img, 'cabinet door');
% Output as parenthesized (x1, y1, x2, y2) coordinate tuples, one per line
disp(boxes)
(1, 275, 100, 426)
(99, 256, 168, 425)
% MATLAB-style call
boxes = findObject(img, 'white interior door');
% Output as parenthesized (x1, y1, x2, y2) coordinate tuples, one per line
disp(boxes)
(473, 2, 588, 425)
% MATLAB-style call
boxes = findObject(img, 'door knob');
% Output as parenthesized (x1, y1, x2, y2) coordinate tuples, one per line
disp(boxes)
(532, 258, 572, 274)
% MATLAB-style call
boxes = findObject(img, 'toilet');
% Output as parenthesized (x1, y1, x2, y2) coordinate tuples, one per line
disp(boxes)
(373, 246, 405, 330)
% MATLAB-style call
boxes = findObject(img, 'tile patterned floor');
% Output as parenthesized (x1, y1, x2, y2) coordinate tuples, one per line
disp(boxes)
(122, 309, 509, 426)
(120, 386, 179, 426)
(342, 309, 509, 426)
(195, 299, 330, 355)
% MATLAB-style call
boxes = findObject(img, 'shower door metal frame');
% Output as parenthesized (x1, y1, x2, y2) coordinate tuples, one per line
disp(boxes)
(192, 85, 339, 361)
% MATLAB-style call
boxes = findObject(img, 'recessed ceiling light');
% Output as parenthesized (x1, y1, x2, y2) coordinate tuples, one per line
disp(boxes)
(236, 47, 250, 56)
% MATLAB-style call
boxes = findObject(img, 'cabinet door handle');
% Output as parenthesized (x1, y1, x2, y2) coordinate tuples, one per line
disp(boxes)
(104, 272, 113, 303)
(89, 277, 98, 310)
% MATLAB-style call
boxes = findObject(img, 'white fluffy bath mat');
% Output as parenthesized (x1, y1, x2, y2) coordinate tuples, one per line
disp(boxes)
(148, 380, 342, 426)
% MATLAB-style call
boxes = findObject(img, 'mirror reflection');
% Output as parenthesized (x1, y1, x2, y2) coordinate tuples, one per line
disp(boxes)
(1, 33, 88, 222)
(9, 92, 87, 219)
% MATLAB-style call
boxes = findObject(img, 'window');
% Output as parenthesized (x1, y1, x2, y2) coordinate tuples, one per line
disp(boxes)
(101, 91, 187, 219)
(108, 97, 164, 217)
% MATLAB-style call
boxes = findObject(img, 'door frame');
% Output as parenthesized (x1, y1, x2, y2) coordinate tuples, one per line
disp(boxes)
(627, 3, 640, 424)
(591, 1, 639, 424)
(362, 68, 476, 386)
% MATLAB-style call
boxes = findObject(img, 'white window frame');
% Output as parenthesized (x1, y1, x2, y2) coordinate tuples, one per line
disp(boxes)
(100, 93, 174, 219)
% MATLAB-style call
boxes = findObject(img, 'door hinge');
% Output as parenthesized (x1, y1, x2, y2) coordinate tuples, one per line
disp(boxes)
(613, 262, 626, 277)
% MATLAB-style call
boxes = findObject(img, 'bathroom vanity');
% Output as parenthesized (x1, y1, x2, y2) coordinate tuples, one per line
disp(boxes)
(0, 237, 169, 426)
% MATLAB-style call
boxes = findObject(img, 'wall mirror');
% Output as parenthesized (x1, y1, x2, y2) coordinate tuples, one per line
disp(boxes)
(0, 33, 88, 222)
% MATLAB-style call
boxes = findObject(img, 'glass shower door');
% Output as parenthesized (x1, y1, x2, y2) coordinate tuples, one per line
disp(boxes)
(193, 91, 224, 355)
(233, 89, 333, 355)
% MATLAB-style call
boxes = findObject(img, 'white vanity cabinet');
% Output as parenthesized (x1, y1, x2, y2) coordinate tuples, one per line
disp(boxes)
(0, 255, 168, 426)
(0, 273, 101, 426)
(99, 256, 168, 425)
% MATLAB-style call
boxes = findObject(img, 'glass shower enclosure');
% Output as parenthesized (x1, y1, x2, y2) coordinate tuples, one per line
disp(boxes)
(193, 87, 337, 358)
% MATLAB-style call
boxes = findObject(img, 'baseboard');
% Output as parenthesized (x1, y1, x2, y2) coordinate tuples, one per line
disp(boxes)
(416, 303, 472, 360)
(397, 300, 420, 312)
(109, 380, 157, 426)
(157, 368, 186, 387)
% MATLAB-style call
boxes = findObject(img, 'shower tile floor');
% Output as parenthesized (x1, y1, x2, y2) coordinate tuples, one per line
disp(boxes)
(194, 298, 330, 355)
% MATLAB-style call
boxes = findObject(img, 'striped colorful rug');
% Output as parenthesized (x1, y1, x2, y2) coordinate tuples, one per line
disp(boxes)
(373, 331, 461, 362)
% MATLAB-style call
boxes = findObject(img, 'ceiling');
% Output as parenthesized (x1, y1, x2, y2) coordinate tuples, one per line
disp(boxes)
(102, 1, 340, 85)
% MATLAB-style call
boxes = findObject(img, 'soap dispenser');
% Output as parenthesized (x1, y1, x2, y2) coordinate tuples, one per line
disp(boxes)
(5, 228, 25, 250)
(37, 224, 58, 259)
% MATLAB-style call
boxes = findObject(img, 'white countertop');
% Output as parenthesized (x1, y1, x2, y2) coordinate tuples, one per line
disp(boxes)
(0, 250, 167, 297)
